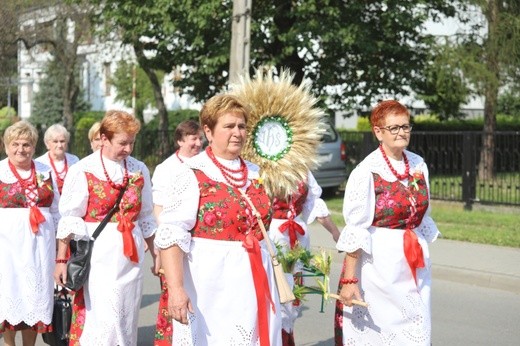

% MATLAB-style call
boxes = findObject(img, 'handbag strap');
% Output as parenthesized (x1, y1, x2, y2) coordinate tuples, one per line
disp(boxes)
(238, 189, 278, 260)
(91, 185, 127, 240)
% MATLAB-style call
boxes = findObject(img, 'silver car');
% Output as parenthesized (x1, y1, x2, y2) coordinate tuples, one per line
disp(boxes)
(312, 121, 347, 195)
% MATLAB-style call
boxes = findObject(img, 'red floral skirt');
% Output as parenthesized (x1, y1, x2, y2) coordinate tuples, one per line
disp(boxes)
(68, 289, 85, 346)
(154, 274, 173, 345)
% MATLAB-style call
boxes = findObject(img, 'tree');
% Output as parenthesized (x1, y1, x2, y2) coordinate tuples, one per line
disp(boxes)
(455, 1, 520, 179)
(83, 0, 458, 112)
(111, 61, 165, 123)
(31, 59, 90, 128)
(84, 0, 184, 156)
(0, 0, 49, 110)
(497, 90, 520, 116)
(1, 0, 93, 130)
(415, 42, 471, 120)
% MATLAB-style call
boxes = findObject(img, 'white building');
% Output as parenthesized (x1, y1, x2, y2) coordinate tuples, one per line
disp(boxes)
(17, 6, 199, 122)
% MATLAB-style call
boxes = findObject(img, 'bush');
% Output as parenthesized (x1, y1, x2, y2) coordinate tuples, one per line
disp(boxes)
(0, 107, 17, 131)
(72, 117, 100, 158)
(411, 113, 520, 131)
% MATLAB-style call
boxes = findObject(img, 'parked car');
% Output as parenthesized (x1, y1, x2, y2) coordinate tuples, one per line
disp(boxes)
(312, 121, 347, 195)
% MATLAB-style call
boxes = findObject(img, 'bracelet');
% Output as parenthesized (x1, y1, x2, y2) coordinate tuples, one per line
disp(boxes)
(340, 277, 359, 285)
(55, 259, 68, 264)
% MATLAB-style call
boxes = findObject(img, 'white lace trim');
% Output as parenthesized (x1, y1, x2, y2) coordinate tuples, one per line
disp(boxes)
(152, 154, 183, 206)
(154, 224, 192, 252)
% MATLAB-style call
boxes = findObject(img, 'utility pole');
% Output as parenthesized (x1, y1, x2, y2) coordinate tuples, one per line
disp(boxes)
(229, 0, 252, 84)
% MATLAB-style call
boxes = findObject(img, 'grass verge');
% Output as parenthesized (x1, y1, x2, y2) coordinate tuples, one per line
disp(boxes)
(324, 196, 520, 248)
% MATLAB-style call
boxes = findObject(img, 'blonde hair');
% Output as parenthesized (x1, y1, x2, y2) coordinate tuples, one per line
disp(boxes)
(199, 94, 249, 132)
(3, 120, 38, 150)
(88, 121, 101, 141)
(99, 110, 141, 140)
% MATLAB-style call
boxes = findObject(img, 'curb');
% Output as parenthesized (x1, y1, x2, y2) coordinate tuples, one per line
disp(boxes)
(310, 245, 520, 295)
(432, 265, 520, 295)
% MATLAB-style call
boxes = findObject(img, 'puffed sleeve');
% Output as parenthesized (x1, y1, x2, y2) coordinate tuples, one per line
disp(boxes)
(336, 165, 375, 254)
(153, 163, 200, 253)
(151, 161, 168, 207)
(300, 171, 324, 223)
(414, 161, 440, 243)
(56, 163, 89, 240)
(137, 163, 157, 239)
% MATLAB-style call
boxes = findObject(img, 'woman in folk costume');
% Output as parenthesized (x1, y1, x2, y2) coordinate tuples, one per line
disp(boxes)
(35, 124, 80, 195)
(53, 110, 157, 346)
(334, 100, 439, 345)
(234, 69, 340, 346)
(155, 94, 282, 345)
(152, 120, 204, 345)
(0, 121, 60, 346)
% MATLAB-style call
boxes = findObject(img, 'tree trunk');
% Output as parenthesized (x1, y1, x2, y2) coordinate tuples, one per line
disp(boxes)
(478, 0, 500, 181)
(61, 60, 77, 131)
(134, 46, 170, 158)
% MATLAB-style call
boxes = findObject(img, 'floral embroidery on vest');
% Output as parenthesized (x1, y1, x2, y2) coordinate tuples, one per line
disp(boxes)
(191, 169, 272, 241)
(272, 180, 309, 219)
(0, 175, 53, 208)
(372, 171, 429, 229)
(83, 172, 144, 223)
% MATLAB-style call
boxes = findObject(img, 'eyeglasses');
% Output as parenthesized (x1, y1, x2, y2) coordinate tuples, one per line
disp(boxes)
(379, 124, 412, 135)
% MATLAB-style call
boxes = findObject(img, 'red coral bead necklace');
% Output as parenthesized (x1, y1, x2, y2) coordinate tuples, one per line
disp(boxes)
(100, 148, 129, 189)
(9, 160, 36, 190)
(379, 144, 409, 180)
(206, 146, 248, 188)
(48, 152, 68, 182)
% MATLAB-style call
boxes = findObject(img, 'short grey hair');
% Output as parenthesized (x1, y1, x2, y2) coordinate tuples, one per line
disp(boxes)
(44, 124, 70, 144)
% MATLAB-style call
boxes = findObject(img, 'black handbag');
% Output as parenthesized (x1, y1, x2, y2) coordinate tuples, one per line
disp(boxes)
(65, 186, 126, 291)
(42, 288, 72, 346)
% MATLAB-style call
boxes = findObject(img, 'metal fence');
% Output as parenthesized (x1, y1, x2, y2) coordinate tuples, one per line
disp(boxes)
(338, 131, 520, 207)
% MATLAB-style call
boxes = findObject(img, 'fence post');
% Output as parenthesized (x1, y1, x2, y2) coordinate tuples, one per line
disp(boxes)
(362, 132, 374, 159)
(462, 132, 476, 210)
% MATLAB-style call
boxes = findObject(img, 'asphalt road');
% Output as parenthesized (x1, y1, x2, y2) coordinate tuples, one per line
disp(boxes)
(9, 244, 520, 346)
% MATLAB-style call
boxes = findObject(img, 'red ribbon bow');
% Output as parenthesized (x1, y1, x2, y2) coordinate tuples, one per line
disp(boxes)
(242, 234, 275, 346)
(117, 215, 139, 263)
(403, 228, 425, 284)
(29, 205, 46, 234)
(279, 220, 305, 249)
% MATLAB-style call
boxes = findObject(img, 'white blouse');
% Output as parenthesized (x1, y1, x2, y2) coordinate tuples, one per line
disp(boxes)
(336, 149, 440, 254)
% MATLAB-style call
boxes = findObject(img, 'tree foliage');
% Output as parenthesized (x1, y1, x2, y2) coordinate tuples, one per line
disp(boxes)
(415, 42, 471, 120)
(453, 1, 520, 179)
(82, 0, 458, 113)
(32, 60, 90, 128)
(1, 0, 93, 129)
(84, 0, 181, 155)
(111, 61, 164, 123)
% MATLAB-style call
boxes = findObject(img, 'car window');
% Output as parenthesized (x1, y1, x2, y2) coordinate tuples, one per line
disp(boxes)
(321, 121, 338, 143)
